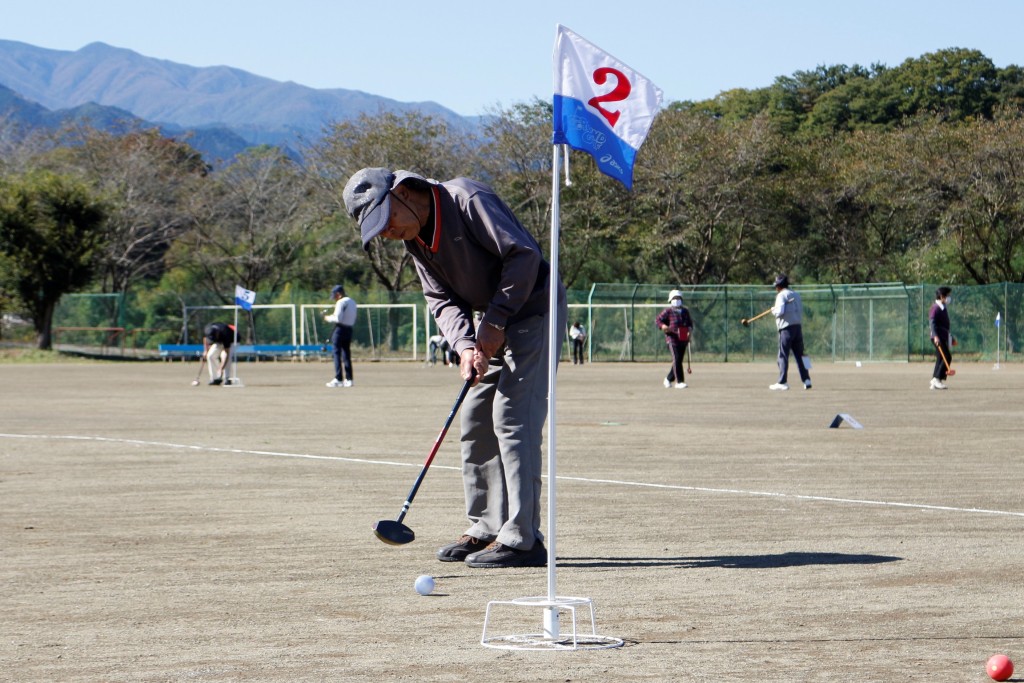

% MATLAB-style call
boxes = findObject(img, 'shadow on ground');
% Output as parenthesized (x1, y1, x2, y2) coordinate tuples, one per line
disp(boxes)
(558, 551, 901, 569)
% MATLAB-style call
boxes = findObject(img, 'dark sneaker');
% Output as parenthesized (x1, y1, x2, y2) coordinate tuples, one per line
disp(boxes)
(436, 534, 496, 562)
(465, 541, 547, 568)
(208, 378, 223, 386)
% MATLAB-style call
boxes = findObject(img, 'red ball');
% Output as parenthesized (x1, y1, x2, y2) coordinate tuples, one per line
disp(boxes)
(987, 654, 1013, 682)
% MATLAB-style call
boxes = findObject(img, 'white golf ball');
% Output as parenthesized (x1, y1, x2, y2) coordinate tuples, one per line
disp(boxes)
(855, 361, 862, 368)
(414, 575, 435, 596)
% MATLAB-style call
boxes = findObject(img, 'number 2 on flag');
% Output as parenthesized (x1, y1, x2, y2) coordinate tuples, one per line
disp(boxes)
(587, 67, 631, 128)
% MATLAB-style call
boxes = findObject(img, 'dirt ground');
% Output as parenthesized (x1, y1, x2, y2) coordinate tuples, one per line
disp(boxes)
(1, 358, 1022, 682)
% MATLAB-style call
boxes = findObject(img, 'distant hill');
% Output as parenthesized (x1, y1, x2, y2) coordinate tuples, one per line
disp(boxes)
(0, 82, 255, 164)
(0, 39, 478, 156)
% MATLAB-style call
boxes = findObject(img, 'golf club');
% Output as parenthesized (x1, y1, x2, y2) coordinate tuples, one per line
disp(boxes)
(373, 371, 475, 546)
(934, 339, 956, 376)
(740, 308, 773, 326)
(191, 352, 206, 386)
(686, 343, 692, 374)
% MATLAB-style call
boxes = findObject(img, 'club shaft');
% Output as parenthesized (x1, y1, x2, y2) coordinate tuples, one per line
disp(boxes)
(193, 353, 206, 381)
(393, 376, 474, 524)
(746, 307, 773, 324)
(935, 340, 953, 371)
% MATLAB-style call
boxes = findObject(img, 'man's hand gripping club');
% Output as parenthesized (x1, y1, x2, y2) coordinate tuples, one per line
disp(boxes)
(460, 323, 505, 386)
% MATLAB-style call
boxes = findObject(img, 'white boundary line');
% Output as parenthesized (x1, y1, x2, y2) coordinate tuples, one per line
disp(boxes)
(4, 432, 1023, 519)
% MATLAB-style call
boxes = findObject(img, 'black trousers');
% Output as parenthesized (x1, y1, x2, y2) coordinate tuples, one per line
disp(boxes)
(933, 338, 952, 380)
(665, 341, 688, 383)
(777, 325, 810, 385)
(330, 325, 353, 381)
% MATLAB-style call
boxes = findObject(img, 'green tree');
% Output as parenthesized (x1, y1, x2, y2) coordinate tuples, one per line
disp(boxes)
(796, 127, 933, 282)
(919, 114, 1024, 284)
(885, 48, 999, 122)
(632, 110, 789, 284)
(0, 171, 107, 349)
(768, 64, 877, 133)
(688, 88, 772, 124)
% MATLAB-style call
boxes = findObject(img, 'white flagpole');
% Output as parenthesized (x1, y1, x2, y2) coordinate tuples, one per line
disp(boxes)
(232, 305, 239, 381)
(544, 143, 562, 640)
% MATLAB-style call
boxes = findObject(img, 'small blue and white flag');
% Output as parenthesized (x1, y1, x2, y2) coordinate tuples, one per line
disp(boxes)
(996, 311, 1001, 328)
(552, 24, 663, 189)
(234, 285, 256, 311)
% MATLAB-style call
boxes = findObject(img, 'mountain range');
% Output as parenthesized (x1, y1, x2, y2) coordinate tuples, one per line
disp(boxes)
(0, 39, 477, 163)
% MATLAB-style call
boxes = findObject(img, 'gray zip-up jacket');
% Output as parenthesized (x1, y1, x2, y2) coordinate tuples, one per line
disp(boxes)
(405, 177, 562, 357)
(772, 287, 803, 330)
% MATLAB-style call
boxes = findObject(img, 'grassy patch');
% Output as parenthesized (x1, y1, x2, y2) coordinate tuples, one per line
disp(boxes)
(0, 346, 93, 363)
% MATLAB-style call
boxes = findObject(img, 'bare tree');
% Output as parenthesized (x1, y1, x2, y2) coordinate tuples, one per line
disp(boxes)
(174, 146, 321, 319)
(305, 110, 474, 297)
(59, 126, 208, 294)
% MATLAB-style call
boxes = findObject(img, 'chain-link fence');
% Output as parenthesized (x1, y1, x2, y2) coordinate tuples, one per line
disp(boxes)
(51, 288, 431, 360)
(51, 282, 1021, 362)
(572, 282, 1019, 363)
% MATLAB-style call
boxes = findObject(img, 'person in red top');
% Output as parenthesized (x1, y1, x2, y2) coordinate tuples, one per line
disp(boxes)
(656, 290, 693, 389)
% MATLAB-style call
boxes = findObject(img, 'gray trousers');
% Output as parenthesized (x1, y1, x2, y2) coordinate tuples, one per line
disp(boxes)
(459, 307, 565, 551)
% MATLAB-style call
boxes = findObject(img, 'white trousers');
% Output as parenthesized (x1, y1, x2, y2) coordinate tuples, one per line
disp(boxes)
(206, 344, 229, 380)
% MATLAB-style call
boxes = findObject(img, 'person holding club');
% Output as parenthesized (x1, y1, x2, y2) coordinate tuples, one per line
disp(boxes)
(201, 321, 235, 386)
(656, 290, 693, 388)
(324, 284, 357, 387)
(344, 167, 566, 569)
(569, 321, 587, 365)
(770, 274, 812, 391)
(929, 286, 955, 390)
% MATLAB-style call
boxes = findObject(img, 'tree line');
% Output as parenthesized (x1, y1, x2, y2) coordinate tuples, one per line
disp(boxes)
(3, 47, 1024, 349)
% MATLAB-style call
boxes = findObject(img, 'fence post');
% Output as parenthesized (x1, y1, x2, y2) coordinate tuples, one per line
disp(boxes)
(586, 283, 595, 363)
(724, 287, 729, 363)
(629, 283, 639, 362)
(902, 282, 911, 362)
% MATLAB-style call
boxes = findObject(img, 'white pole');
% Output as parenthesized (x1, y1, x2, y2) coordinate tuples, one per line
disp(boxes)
(544, 144, 561, 640)
(232, 305, 239, 381)
(995, 313, 1002, 369)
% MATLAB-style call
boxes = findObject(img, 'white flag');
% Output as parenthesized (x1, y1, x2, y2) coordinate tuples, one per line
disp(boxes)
(234, 285, 256, 311)
(552, 24, 663, 189)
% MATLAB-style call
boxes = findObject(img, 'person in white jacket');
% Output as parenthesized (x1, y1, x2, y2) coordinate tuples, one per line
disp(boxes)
(770, 274, 811, 391)
(324, 284, 357, 387)
(569, 321, 587, 365)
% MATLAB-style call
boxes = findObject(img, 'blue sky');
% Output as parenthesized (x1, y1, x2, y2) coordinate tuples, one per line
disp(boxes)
(4, 0, 1023, 116)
